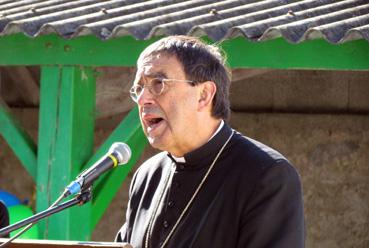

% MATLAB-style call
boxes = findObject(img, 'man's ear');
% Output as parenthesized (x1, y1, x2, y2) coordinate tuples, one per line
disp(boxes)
(198, 81, 217, 111)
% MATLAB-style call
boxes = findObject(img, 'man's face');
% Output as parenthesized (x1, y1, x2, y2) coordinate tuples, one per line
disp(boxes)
(133, 53, 200, 156)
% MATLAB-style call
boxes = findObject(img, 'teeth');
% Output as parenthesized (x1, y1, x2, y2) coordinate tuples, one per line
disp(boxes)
(147, 120, 156, 126)
(149, 118, 162, 125)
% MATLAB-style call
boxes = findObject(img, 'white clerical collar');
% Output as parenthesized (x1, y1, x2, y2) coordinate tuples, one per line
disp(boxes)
(171, 120, 224, 163)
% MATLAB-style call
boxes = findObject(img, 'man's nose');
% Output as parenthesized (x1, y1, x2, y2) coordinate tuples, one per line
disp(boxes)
(137, 86, 155, 106)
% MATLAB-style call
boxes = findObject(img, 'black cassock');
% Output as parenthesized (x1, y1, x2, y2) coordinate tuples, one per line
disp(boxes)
(116, 123, 305, 248)
(0, 201, 9, 237)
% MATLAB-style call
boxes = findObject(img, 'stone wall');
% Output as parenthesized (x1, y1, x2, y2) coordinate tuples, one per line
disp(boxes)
(231, 113, 369, 248)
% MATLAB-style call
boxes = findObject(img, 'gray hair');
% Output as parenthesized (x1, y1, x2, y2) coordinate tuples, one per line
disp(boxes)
(138, 36, 231, 120)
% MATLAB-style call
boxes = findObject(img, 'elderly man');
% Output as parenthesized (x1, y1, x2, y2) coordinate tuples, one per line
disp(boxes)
(116, 36, 305, 248)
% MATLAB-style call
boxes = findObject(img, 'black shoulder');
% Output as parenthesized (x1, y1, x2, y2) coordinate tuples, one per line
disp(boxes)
(134, 152, 170, 178)
(129, 152, 171, 196)
(229, 131, 291, 171)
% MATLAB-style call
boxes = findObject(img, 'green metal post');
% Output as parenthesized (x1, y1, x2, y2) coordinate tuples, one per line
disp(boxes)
(86, 107, 147, 229)
(37, 66, 96, 240)
(0, 102, 37, 180)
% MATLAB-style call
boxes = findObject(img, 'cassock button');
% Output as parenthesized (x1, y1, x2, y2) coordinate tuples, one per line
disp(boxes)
(163, 220, 169, 228)
(179, 164, 185, 170)
(167, 201, 174, 207)
(173, 181, 181, 188)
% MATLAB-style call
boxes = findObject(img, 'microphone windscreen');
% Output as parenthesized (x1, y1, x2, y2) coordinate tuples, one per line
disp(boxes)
(109, 142, 131, 165)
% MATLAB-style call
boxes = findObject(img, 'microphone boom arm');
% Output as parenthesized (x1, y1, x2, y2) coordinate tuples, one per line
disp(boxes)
(0, 190, 92, 237)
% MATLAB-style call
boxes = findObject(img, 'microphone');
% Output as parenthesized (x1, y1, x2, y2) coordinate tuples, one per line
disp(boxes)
(64, 142, 131, 197)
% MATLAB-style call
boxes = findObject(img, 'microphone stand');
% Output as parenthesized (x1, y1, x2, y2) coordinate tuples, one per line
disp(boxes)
(0, 190, 92, 238)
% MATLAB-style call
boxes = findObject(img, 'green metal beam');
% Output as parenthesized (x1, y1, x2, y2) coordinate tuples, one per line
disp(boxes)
(0, 34, 368, 70)
(37, 66, 96, 240)
(0, 103, 37, 180)
(0, 34, 154, 67)
(83, 107, 147, 229)
(220, 37, 369, 70)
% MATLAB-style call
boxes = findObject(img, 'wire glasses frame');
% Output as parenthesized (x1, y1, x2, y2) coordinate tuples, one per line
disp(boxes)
(129, 78, 196, 102)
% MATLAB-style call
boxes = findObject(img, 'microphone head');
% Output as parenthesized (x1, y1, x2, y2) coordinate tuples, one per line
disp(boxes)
(109, 142, 131, 165)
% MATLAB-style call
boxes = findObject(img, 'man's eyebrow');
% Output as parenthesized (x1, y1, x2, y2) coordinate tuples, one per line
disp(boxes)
(134, 71, 168, 85)
(144, 71, 168, 79)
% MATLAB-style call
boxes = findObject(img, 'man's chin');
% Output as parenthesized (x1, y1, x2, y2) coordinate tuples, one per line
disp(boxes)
(147, 136, 162, 149)
(147, 136, 166, 151)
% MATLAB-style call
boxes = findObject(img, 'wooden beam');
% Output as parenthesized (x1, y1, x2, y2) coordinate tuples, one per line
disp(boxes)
(0, 99, 37, 180)
(0, 238, 132, 248)
(0, 34, 368, 70)
(89, 107, 147, 229)
(36, 66, 95, 241)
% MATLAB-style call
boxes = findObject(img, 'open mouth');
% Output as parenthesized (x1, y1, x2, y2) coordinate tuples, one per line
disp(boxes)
(145, 117, 165, 134)
(141, 109, 166, 134)
(147, 117, 164, 126)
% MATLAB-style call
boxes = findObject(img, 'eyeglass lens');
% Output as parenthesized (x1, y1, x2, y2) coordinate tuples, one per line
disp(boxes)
(130, 78, 165, 101)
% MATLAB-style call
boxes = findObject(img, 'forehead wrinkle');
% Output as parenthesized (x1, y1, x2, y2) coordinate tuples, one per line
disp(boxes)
(134, 70, 168, 86)
(135, 53, 183, 86)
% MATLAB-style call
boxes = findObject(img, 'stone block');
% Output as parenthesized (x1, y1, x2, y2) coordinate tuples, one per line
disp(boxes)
(348, 74, 369, 112)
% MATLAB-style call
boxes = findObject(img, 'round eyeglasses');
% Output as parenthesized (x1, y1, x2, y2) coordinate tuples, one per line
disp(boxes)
(129, 78, 196, 102)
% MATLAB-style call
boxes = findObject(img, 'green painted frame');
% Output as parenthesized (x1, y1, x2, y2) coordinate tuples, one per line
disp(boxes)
(36, 66, 96, 240)
(0, 103, 37, 179)
(0, 34, 368, 70)
(0, 32, 368, 240)
(0, 64, 146, 240)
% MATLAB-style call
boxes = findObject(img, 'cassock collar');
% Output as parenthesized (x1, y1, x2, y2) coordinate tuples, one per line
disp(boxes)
(167, 121, 233, 170)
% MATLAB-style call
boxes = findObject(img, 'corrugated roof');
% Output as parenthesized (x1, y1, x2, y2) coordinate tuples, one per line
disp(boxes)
(0, 0, 368, 44)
